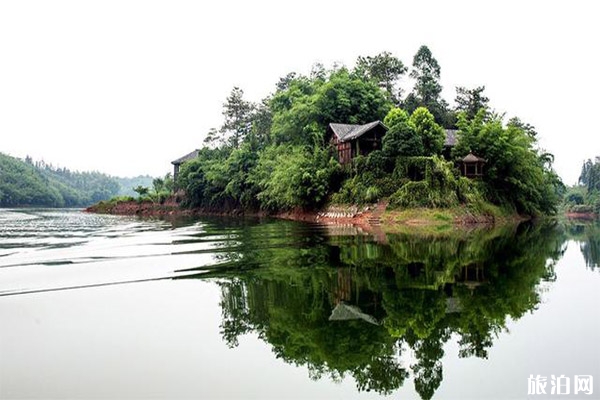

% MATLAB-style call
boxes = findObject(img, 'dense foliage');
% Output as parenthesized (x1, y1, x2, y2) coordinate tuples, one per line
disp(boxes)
(451, 111, 564, 216)
(563, 157, 600, 214)
(0, 153, 152, 207)
(176, 46, 562, 217)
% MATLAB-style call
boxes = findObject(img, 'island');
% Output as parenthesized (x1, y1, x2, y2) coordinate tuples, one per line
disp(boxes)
(87, 46, 567, 226)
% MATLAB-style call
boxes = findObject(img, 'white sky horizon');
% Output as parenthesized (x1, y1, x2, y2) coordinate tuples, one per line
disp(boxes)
(1, 1, 598, 184)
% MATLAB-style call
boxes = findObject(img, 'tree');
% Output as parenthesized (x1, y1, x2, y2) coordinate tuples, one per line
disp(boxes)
(507, 116, 537, 139)
(409, 107, 445, 156)
(354, 51, 407, 104)
(203, 128, 222, 147)
(133, 185, 149, 197)
(382, 108, 423, 158)
(452, 110, 563, 215)
(275, 72, 298, 91)
(152, 173, 174, 194)
(249, 145, 340, 210)
(579, 157, 600, 193)
(247, 98, 273, 149)
(313, 69, 392, 130)
(221, 87, 255, 149)
(269, 69, 392, 146)
(454, 86, 489, 121)
(405, 46, 449, 125)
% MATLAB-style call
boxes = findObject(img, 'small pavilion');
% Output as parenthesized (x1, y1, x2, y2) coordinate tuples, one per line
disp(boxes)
(460, 153, 486, 178)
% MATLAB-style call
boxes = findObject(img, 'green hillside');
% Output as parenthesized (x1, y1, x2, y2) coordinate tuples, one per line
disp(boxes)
(0, 153, 148, 208)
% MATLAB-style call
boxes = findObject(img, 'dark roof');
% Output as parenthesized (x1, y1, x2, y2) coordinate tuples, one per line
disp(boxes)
(462, 152, 486, 163)
(329, 123, 459, 147)
(328, 121, 386, 142)
(171, 149, 200, 165)
(444, 129, 458, 147)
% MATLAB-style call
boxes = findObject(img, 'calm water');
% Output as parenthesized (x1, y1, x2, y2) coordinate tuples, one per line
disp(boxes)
(0, 209, 599, 399)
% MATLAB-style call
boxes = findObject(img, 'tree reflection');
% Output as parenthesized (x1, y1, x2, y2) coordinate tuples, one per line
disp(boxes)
(180, 219, 565, 399)
(566, 221, 600, 271)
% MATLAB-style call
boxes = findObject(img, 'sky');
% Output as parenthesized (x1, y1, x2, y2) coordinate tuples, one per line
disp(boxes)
(0, 0, 598, 184)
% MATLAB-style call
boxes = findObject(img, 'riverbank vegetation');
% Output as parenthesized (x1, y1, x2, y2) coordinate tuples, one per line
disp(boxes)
(563, 157, 600, 216)
(0, 152, 153, 207)
(173, 46, 562, 219)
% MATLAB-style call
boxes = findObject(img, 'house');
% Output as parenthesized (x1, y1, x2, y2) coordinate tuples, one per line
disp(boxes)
(171, 149, 199, 182)
(326, 121, 387, 164)
(327, 121, 459, 165)
(443, 129, 458, 159)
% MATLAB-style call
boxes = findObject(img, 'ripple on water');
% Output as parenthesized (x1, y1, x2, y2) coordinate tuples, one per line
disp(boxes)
(0, 209, 229, 296)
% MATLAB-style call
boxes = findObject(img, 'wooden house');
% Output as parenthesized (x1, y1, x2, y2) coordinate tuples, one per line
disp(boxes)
(171, 149, 199, 182)
(442, 129, 458, 159)
(327, 121, 459, 165)
(326, 121, 387, 164)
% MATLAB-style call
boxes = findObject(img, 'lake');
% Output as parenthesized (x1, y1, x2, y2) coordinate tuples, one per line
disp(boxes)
(0, 209, 599, 399)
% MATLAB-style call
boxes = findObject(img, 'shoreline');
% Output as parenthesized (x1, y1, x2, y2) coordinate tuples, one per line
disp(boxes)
(85, 199, 530, 230)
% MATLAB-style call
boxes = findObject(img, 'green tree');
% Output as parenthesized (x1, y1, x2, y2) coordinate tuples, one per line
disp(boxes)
(454, 86, 489, 121)
(579, 157, 600, 193)
(247, 98, 273, 149)
(203, 127, 221, 147)
(314, 69, 392, 128)
(354, 51, 407, 104)
(382, 108, 423, 158)
(269, 75, 320, 146)
(221, 87, 255, 149)
(249, 145, 340, 210)
(409, 107, 445, 156)
(452, 111, 563, 215)
(405, 46, 449, 126)
(133, 185, 149, 197)
(269, 69, 392, 146)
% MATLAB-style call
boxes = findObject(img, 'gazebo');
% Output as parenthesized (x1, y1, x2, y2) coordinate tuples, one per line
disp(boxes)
(460, 152, 486, 178)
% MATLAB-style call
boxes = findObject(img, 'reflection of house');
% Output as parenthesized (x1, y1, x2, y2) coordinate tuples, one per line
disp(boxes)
(329, 268, 379, 324)
(460, 153, 486, 178)
(455, 263, 487, 290)
(171, 149, 199, 182)
(329, 303, 379, 325)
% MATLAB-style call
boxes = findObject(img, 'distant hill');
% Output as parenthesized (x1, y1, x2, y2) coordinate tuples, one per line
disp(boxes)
(115, 175, 154, 197)
(0, 152, 154, 208)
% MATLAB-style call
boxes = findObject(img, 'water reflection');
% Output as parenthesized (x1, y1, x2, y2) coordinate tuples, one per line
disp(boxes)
(179, 220, 567, 399)
(565, 221, 600, 271)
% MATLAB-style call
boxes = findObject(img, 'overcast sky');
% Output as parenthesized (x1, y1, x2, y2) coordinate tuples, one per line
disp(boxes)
(1, 0, 597, 184)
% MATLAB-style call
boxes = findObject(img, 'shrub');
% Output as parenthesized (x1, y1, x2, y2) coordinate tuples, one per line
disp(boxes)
(365, 186, 380, 203)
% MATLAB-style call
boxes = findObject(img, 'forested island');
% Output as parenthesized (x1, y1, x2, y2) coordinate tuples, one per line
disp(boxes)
(0, 152, 152, 207)
(91, 45, 567, 224)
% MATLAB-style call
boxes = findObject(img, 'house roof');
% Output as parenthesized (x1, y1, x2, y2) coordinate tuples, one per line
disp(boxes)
(328, 121, 386, 142)
(444, 129, 458, 147)
(462, 152, 486, 163)
(172, 149, 200, 165)
(329, 122, 460, 148)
